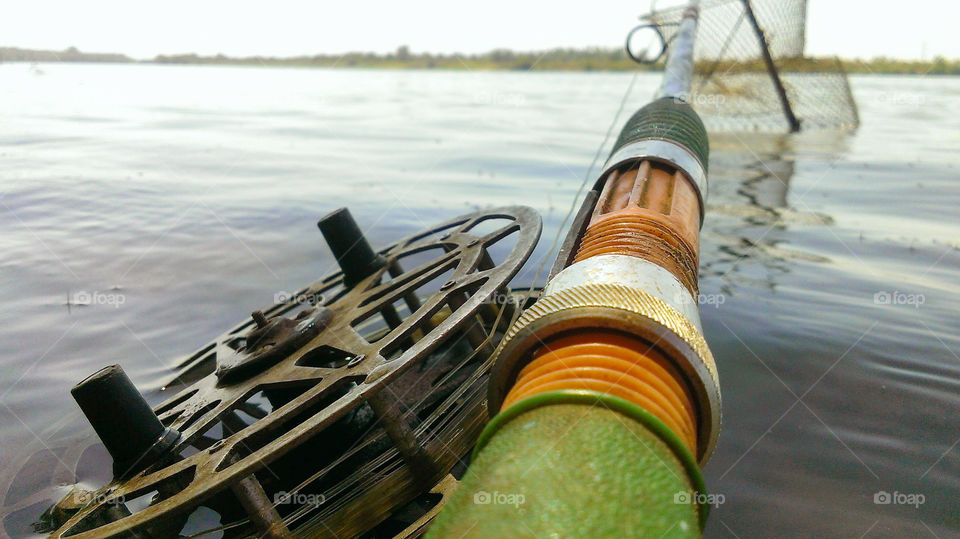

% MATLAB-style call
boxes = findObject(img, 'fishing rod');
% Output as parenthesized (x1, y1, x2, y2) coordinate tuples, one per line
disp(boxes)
(28, 1, 860, 536)
(427, 1, 721, 536)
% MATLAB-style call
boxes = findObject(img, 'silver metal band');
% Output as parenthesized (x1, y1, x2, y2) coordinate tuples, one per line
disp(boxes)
(600, 138, 708, 218)
(544, 254, 704, 334)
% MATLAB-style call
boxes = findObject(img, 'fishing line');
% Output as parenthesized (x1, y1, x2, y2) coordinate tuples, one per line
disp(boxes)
(182, 518, 251, 538)
(516, 69, 642, 310)
(264, 300, 516, 530)
(236, 289, 519, 532)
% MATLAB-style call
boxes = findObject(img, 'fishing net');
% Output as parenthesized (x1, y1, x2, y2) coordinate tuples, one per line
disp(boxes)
(645, 0, 859, 131)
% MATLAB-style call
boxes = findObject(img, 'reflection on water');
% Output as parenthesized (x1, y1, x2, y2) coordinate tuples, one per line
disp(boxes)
(696, 123, 960, 536)
(1, 65, 959, 537)
(702, 132, 839, 294)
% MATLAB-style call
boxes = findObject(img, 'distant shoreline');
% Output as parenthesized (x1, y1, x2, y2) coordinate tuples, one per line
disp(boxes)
(3, 46, 959, 75)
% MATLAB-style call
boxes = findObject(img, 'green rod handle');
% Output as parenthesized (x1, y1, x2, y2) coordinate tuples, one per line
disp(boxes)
(428, 396, 704, 538)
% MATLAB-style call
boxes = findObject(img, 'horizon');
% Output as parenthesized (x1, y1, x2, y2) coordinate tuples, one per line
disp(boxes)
(4, 44, 959, 64)
(3, 0, 959, 62)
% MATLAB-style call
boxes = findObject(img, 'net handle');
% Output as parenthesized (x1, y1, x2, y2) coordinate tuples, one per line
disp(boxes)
(741, 0, 801, 131)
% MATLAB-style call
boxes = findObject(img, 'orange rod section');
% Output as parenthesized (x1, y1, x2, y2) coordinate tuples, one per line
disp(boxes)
(502, 332, 698, 453)
(573, 161, 701, 295)
(500, 160, 706, 456)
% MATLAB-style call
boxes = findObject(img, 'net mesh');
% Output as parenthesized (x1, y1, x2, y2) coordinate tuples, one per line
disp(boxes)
(646, 0, 859, 131)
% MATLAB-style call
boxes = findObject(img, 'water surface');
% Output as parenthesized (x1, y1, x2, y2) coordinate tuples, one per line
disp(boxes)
(0, 64, 958, 536)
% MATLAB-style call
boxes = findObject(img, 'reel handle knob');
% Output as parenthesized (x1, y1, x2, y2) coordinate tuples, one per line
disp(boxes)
(71, 364, 180, 479)
(318, 207, 386, 288)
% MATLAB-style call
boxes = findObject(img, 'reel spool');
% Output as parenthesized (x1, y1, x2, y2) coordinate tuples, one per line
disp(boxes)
(45, 206, 541, 538)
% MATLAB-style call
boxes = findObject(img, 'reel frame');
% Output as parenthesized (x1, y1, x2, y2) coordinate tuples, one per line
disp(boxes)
(49, 206, 541, 538)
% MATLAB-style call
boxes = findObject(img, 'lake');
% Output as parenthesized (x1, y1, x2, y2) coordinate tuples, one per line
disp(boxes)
(0, 63, 958, 537)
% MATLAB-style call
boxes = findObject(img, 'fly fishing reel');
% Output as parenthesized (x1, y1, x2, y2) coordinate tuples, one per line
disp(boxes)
(44, 206, 541, 538)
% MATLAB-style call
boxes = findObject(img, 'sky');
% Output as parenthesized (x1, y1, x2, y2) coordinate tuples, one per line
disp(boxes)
(2, 0, 957, 61)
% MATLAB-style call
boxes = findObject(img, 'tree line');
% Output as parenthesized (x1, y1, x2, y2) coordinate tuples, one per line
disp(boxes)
(5, 46, 960, 75)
